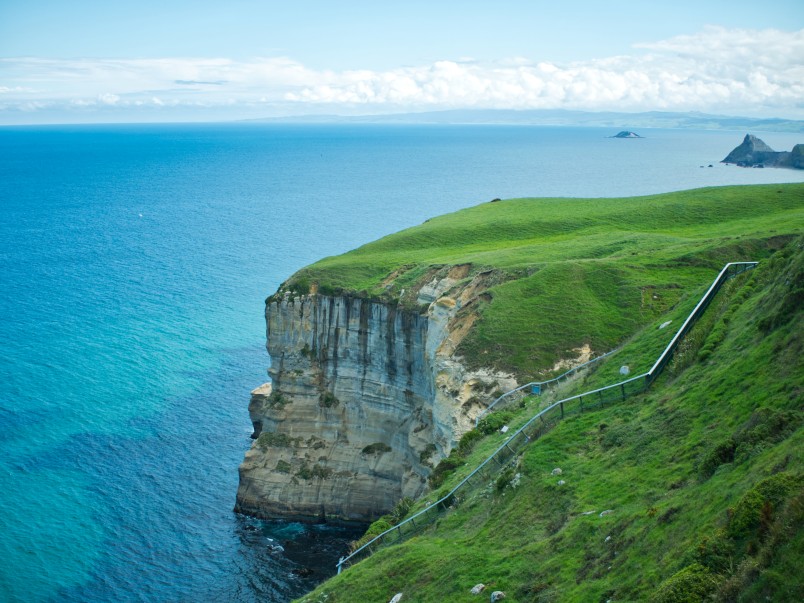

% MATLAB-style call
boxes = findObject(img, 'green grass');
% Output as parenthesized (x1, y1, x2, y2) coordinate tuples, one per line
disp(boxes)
(290, 195, 803, 602)
(279, 184, 803, 377)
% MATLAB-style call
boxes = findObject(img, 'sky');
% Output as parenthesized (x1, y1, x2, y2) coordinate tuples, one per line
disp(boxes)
(0, 0, 803, 124)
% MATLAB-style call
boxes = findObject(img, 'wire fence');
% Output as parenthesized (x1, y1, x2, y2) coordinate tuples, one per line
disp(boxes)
(474, 349, 615, 427)
(337, 261, 757, 573)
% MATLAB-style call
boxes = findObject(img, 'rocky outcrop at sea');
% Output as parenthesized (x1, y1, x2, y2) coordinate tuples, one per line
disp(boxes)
(722, 134, 803, 169)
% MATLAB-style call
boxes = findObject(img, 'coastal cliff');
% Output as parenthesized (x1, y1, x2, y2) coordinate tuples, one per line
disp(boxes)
(235, 268, 516, 522)
(236, 185, 804, 527)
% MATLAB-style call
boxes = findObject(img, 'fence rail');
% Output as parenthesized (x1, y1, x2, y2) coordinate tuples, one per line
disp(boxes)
(337, 261, 757, 573)
(474, 349, 615, 427)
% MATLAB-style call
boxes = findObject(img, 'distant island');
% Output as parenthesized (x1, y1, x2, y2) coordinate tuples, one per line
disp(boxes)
(722, 134, 803, 169)
(610, 131, 642, 138)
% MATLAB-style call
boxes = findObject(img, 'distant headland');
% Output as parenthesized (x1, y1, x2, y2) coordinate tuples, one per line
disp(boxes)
(243, 109, 804, 133)
(722, 134, 803, 169)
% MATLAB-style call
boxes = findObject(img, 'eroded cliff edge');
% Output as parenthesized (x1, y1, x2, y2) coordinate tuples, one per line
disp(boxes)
(235, 267, 516, 522)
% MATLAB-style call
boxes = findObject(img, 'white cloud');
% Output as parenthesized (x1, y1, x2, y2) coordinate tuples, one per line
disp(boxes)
(285, 27, 804, 115)
(1, 27, 802, 120)
(0, 86, 35, 94)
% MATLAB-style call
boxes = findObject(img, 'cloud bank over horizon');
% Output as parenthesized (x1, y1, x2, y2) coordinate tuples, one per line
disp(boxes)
(1, 27, 802, 123)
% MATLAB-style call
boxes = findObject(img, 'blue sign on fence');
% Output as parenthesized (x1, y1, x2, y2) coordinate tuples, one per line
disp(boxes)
(531, 384, 541, 395)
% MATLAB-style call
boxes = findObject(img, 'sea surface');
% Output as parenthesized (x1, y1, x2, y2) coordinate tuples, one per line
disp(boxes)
(1, 124, 802, 602)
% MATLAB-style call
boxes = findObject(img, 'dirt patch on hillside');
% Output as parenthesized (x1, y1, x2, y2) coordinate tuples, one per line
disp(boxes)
(549, 343, 594, 373)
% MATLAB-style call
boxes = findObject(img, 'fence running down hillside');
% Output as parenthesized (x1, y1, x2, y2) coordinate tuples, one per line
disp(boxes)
(474, 349, 615, 427)
(337, 261, 758, 574)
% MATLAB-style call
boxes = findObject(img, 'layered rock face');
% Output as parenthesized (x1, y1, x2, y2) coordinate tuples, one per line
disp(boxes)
(235, 271, 516, 522)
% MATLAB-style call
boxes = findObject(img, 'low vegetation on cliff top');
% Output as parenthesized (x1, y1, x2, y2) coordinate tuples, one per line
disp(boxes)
(295, 232, 803, 602)
(281, 184, 803, 377)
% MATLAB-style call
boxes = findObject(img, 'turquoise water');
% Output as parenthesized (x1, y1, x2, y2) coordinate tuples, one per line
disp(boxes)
(1, 124, 802, 602)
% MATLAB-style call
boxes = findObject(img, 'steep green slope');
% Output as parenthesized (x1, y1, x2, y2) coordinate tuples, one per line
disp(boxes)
(283, 185, 804, 602)
(296, 234, 803, 603)
(283, 184, 803, 376)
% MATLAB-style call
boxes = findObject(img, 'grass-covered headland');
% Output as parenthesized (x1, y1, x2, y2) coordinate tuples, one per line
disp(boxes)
(289, 184, 803, 602)
(284, 184, 803, 378)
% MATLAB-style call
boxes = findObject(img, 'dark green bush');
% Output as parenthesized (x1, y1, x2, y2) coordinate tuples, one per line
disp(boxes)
(419, 443, 437, 464)
(266, 391, 292, 408)
(349, 496, 416, 553)
(477, 411, 515, 435)
(295, 462, 333, 481)
(694, 530, 735, 573)
(651, 563, 719, 603)
(317, 282, 339, 296)
(390, 497, 414, 523)
(428, 454, 463, 488)
(699, 410, 801, 479)
(284, 278, 311, 297)
(310, 464, 333, 479)
(495, 466, 516, 492)
(727, 473, 799, 540)
(350, 516, 394, 552)
(256, 431, 298, 450)
(457, 429, 482, 455)
(733, 409, 802, 463)
(699, 438, 737, 479)
(319, 391, 340, 408)
(426, 427, 494, 489)
(716, 489, 804, 601)
(362, 442, 392, 455)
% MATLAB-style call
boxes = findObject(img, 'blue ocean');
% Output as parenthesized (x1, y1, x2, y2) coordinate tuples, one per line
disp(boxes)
(1, 124, 802, 602)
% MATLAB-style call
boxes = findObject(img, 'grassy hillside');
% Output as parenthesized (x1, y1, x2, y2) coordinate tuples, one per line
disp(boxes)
(295, 232, 803, 602)
(283, 184, 804, 377)
(282, 184, 804, 602)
